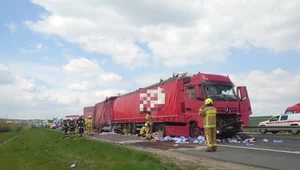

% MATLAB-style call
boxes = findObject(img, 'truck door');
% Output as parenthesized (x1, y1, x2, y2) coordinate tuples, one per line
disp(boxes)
(236, 86, 252, 126)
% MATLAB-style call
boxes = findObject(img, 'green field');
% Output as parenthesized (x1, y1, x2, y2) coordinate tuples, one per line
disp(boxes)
(0, 131, 20, 144)
(249, 116, 271, 126)
(0, 128, 185, 170)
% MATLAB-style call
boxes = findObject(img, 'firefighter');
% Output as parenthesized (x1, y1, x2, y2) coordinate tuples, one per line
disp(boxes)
(145, 112, 153, 139)
(69, 119, 76, 134)
(84, 116, 87, 134)
(86, 115, 94, 136)
(76, 116, 85, 137)
(139, 122, 149, 137)
(199, 98, 217, 152)
(63, 120, 69, 135)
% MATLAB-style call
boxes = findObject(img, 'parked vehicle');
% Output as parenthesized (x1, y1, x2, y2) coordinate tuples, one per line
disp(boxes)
(258, 114, 300, 135)
(285, 103, 300, 114)
(89, 72, 252, 138)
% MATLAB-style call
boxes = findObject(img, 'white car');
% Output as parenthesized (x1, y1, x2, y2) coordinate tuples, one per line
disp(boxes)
(258, 114, 300, 135)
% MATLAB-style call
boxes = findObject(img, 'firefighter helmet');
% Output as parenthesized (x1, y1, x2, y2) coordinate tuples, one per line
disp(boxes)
(204, 98, 213, 106)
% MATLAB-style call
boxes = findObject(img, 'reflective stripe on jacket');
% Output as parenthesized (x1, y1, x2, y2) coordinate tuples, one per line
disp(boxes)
(199, 106, 217, 128)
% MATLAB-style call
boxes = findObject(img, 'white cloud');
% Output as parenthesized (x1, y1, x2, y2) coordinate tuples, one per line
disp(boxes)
(6, 22, 16, 33)
(134, 72, 172, 87)
(15, 75, 36, 91)
(98, 72, 122, 86)
(20, 44, 43, 53)
(24, 0, 300, 68)
(0, 62, 127, 119)
(94, 89, 128, 99)
(0, 64, 15, 84)
(62, 57, 102, 77)
(68, 81, 89, 91)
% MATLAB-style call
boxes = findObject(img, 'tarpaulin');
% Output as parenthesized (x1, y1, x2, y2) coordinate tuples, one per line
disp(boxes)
(83, 106, 94, 119)
(112, 81, 181, 123)
(94, 98, 115, 129)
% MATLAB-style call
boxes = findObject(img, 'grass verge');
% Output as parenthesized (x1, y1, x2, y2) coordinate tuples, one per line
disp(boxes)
(0, 128, 181, 170)
(0, 131, 21, 144)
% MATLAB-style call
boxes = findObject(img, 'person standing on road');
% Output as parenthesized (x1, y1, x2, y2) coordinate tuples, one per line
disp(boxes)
(86, 116, 94, 136)
(145, 112, 153, 139)
(76, 116, 85, 137)
(199, 98, 217, 152)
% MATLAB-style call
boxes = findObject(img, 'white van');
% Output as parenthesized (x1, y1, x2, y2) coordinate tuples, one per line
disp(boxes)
(258, 114, 300, 135)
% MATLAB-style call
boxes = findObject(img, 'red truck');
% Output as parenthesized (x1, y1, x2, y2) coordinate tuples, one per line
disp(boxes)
(285, 103, 300, 114)
(83, 106, 95, 119)
(90, 72, 252, 138)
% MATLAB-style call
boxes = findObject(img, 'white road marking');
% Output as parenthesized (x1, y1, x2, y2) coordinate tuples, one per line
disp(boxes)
(218, 144, 300, 155)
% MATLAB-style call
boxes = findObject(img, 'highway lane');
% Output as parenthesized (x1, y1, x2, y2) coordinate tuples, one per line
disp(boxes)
(175, 135, 300, 170)
(176, 145, 300, 170)
(224, 135, 300, 152)
(91, 133, 300, 170)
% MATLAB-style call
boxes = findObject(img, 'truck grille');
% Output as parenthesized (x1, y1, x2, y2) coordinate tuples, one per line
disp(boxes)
(217, 107, 238, 114)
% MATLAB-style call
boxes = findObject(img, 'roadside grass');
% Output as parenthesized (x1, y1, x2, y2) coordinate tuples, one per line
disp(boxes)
(0, 130, 21, 144)
(249, 116, 271, 126)
(0, 128, 181, 170)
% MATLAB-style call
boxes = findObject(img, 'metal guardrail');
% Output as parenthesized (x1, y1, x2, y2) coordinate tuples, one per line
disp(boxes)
(242, 126, 300, 131)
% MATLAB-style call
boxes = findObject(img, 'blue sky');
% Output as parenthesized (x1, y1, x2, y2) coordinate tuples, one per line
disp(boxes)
(1, 0, 300, 119)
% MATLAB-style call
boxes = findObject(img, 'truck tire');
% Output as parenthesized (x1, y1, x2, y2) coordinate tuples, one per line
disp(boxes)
(131, 123, 136, 134)
(128, 123, 132, 134)
(291, 125, 300, 135)
(157, 124, 166, 137)
(190, 122, 201, 138)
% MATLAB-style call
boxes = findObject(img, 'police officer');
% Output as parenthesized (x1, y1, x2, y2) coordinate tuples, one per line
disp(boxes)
(76, 116, 85, 137)
(199, 98, 217, 152)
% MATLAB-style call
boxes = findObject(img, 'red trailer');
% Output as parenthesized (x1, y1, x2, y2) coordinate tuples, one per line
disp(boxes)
(106, 72, 252, 138)
(83, 106, 94, 119)
(93, 97, 117, 131)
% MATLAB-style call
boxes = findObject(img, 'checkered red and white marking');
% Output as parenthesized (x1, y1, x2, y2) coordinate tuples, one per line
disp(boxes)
(139, 87, 165, 112)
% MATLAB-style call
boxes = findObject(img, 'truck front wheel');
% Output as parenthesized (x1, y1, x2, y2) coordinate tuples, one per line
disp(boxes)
(190, 122, 201, 138)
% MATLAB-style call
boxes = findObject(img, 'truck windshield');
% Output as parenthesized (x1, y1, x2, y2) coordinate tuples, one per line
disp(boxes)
(204, 85, 237, 101)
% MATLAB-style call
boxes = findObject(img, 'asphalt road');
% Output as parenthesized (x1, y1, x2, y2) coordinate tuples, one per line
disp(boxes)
(91, 133, 300, 170)
(176, 135, 300, 170)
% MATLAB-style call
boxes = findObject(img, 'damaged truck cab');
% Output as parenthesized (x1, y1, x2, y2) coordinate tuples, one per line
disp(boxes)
(183, 73, 252, 138)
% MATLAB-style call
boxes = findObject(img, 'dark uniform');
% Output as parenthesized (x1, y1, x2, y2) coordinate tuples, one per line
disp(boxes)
(69, 121, 76, 134)
(199, 98, 217, 152)
(63, 121, 69, 135)
(76, 116, 85, 137)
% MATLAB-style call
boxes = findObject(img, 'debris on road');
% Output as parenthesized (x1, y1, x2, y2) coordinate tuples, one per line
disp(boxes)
(273, 140, 283, 143)
(262, 138, 268, 142)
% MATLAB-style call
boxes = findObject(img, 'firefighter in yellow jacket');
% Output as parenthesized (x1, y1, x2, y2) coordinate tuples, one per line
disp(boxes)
(199, 98, 217, 152)
(139, 112, 153, 139)
(86, 116, 93, 136)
